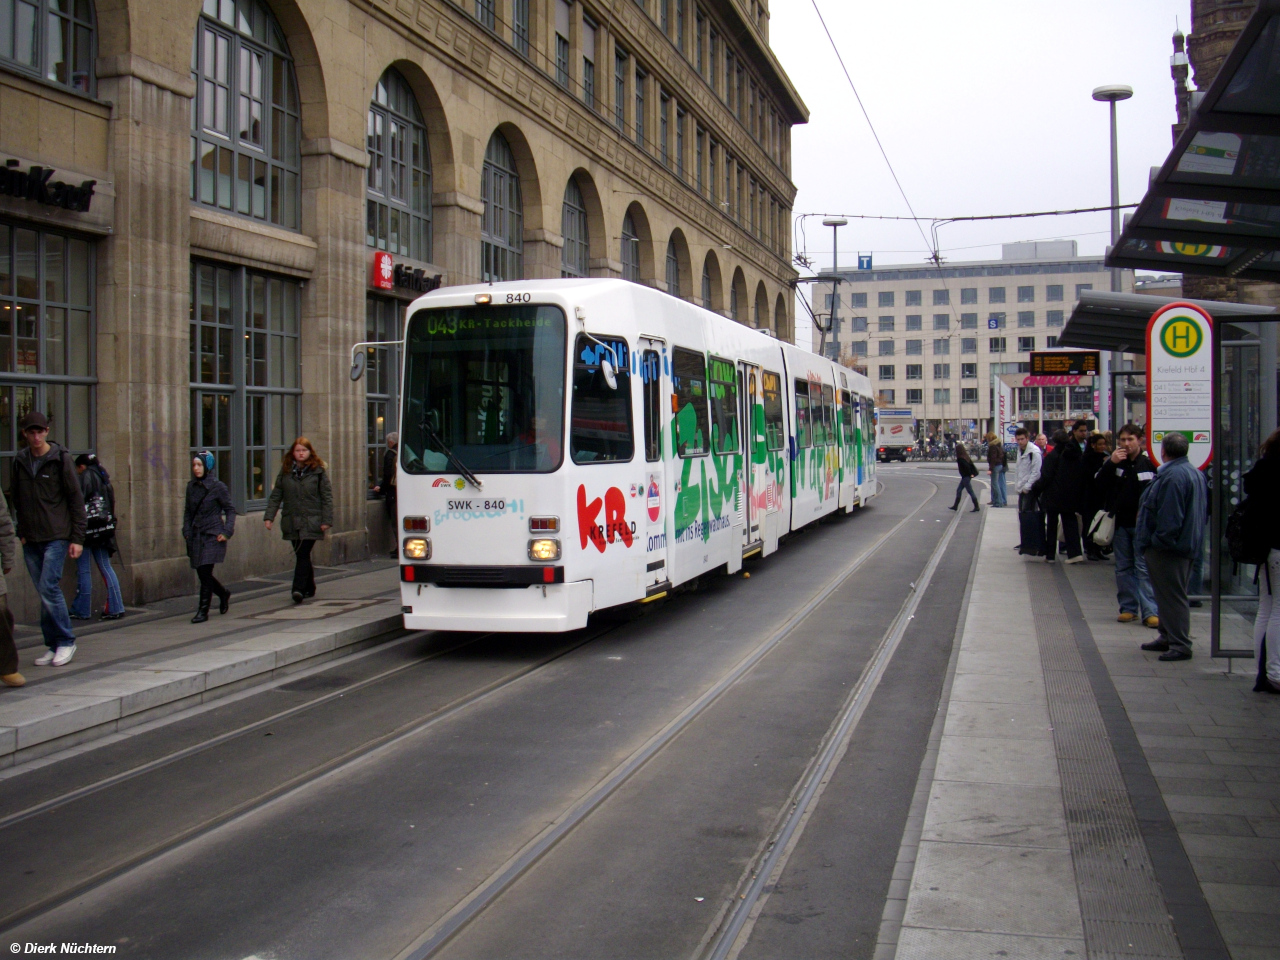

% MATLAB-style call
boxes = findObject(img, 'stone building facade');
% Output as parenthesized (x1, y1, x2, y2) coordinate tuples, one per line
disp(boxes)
(812, 242, 1133, 440)
(0, 0, 804, 617)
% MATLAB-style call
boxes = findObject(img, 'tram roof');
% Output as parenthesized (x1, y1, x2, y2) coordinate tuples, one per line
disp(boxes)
(1106, 0, 1280, 280)
(1060, 290, 1276, 354)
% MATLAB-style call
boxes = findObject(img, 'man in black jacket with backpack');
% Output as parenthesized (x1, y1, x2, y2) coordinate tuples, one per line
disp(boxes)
(1096, 423, 1158, 627)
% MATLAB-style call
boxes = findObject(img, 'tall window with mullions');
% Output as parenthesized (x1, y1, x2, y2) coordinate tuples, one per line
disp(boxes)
(561, 179, 589, 278)
(0, 223, 95, 491)
(665, 240, 680, 297)
(366, 296, 402, 496)
(511, 0, 529, 55)
(367, 67, 432, 262)
(481, 133, 523, 282)
(190, 0, 301, 230)
(190, 261, 301, 505)
(621, 212, 640, 283)
(474, 0, 495, 30)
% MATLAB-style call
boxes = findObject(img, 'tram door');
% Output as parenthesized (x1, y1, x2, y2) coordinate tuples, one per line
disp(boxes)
(739, 361, 763, 548)
(639, 338, 668, 590)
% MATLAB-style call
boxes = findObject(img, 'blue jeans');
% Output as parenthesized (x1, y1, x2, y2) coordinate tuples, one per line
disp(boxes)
(23, 541, 75, 649)
(990, 464, 1007, 506)
(1113, 526, 1158, 620)
(70, 546, 125, 618)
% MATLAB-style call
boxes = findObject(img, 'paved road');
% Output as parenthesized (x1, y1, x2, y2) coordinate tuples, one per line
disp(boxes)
(0, 473, 982, 960)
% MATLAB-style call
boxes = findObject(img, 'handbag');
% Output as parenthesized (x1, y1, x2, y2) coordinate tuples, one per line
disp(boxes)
(1087, 509, 1115, 547)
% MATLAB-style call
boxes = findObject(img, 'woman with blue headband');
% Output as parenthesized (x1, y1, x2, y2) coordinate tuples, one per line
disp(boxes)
(183, 450, 236, 623)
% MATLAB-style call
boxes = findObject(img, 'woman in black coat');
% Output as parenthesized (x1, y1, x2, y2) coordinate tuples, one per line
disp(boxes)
(264, 438, 334, 603)
(1081, 432, 1111, 560)
(950, 443, 981, 512)
(183, 450, 236, 623)
(1031, 429, 1084, 563)
(1245, 429, 1280, 694)
(69, 454, 125, 621)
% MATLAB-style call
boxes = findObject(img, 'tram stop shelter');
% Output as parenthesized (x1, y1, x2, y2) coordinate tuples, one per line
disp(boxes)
(1065, 0, 1280, 661)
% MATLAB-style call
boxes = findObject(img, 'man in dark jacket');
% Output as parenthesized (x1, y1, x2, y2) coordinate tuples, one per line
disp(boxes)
(1096, 424, 1158, 627)
(1031, 428, 1085, 563)
(11, 411, 86, 666)
(1135, 432, 1208, 661)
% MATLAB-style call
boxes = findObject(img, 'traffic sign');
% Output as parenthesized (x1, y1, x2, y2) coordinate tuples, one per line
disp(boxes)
(1030, 351, 1100, 376)
(987, 317, 999, 330)
(1146, 301, 1213, 469)
(857, 254, 872, 270)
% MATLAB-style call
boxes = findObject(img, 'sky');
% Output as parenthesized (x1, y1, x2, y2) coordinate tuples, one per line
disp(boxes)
(769, 0, 1191, 346)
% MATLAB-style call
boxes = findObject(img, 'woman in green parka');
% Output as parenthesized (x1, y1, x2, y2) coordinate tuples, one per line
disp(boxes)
(264, 437, 334, 603)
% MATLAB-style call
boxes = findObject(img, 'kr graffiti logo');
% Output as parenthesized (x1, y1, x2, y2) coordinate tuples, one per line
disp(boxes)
(577, 484, 635, 553)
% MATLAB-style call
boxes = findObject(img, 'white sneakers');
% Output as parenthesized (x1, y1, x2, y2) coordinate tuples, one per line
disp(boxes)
(35, 644, 77, 667)
(1063, 555, 1085, 565)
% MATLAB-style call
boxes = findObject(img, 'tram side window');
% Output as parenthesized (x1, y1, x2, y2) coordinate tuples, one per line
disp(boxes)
(841, 390, 854, 444)
(708, 355, 739, 454)
(794, 378, 811, 448)
(810, 382, 826, 445)
(762, 370, 785, 451)
(571, 334, 634, 463)
(822, 384, 836, 445)
(672, 346, 710, 457)
(641, 349, 661, 462)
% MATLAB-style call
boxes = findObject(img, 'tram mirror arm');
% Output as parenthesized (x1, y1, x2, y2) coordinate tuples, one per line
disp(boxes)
(420, 412, 483, 491)
(348, 339, 404, 382)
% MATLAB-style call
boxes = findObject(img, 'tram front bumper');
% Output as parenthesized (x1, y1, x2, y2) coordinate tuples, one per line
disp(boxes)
(400, 579, 593, 633)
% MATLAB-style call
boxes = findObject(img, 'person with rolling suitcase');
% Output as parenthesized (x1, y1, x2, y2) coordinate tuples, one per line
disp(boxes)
(1013, 427, 1043, 557)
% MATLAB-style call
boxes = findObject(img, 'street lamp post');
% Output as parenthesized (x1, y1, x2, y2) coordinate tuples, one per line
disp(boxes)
(821, 218, 847, 358)
(1092, 83, 1132, 433)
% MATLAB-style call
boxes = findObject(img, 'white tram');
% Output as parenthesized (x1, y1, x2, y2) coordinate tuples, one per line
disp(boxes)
(383, 279, 877, 633)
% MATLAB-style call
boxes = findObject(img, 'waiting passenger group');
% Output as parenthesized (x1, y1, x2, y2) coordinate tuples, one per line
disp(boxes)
(0, 409, 335, 688)
(999, 420, 1280, 685)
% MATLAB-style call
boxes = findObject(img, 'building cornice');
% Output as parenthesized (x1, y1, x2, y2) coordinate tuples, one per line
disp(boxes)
(359, 0, 795, 280)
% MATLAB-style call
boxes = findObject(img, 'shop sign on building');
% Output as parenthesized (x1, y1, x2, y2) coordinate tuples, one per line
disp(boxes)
(1146, 301, 1213, 469)
(370, 251, 443, 295)
(1, 158, 96, 211)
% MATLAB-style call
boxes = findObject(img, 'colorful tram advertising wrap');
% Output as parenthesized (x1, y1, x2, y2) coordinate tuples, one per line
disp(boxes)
(392, 279, 878, 632)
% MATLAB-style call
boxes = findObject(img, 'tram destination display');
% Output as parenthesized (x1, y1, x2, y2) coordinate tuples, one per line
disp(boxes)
(1029, 351, 1100, 376)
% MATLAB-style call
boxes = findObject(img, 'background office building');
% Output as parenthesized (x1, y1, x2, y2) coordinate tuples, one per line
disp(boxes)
(813, 241, 1135, 439)
(0, 0, 804, 619)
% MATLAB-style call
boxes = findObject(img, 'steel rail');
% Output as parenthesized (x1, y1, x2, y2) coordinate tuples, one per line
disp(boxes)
(0, 625, 614, 933)
(701, 491, 965, 960)
(394, 481, 942, 960)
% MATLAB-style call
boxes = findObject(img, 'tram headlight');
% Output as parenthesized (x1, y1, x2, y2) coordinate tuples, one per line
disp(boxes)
(403, 538, 431, 560)
(528, 538, 561, 561)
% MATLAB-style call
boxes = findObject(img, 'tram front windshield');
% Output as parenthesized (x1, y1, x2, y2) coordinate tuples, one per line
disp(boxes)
(401, 304, 567, 475)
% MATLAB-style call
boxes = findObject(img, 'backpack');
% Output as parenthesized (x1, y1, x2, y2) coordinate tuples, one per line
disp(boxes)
(1227, 495, 1270, 566)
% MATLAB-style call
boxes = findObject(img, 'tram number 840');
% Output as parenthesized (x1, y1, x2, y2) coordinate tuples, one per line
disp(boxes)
(505, 293, 532, 303)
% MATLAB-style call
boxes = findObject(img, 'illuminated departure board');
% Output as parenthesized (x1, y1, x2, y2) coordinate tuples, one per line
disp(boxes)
(1030, 351, 1100, 376)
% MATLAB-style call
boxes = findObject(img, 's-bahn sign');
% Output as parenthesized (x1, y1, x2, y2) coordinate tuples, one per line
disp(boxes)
(1146, 301, 1213, 469)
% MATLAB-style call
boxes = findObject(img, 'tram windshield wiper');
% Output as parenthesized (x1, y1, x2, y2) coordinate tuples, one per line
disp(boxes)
(421, 413, 483, 491)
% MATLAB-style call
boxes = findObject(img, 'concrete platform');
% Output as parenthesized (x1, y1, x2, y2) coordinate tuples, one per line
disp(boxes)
(0, 563, 405, 766)
(887, 507, 1278, 960)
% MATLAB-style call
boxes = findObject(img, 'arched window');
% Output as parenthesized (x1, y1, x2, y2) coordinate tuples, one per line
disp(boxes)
(561, 179, 588, 278)
(367, 68, 431, 262)
(481, 133, 522, 281)
(730, 282, 739, 321)
(621, 212, 640, 283)
(665, 240, 680, 297)
(754, 295, 763, 328)
(701, 262, 712, 309)
(0, 0, 94, 93)
(191, 0, 301, 230)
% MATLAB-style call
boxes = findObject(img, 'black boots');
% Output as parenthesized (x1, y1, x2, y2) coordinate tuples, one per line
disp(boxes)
(191, 584, 212, 623)
(217, 587, 230, 615)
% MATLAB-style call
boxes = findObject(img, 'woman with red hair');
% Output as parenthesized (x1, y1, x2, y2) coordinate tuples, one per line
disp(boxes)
(264, 438, 334, 602)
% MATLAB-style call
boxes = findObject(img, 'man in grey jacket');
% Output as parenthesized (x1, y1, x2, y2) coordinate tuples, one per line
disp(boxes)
(1135, 432, 1207, 661)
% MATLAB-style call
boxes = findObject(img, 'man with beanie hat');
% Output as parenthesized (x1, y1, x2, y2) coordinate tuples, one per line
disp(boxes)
(11, 411, 86, 666)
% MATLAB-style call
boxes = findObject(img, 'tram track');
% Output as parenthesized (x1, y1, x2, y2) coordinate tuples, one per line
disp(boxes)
(0, 623, 620, 934)
(394, 481, 943, 960)
(2, 478, 948, 953)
